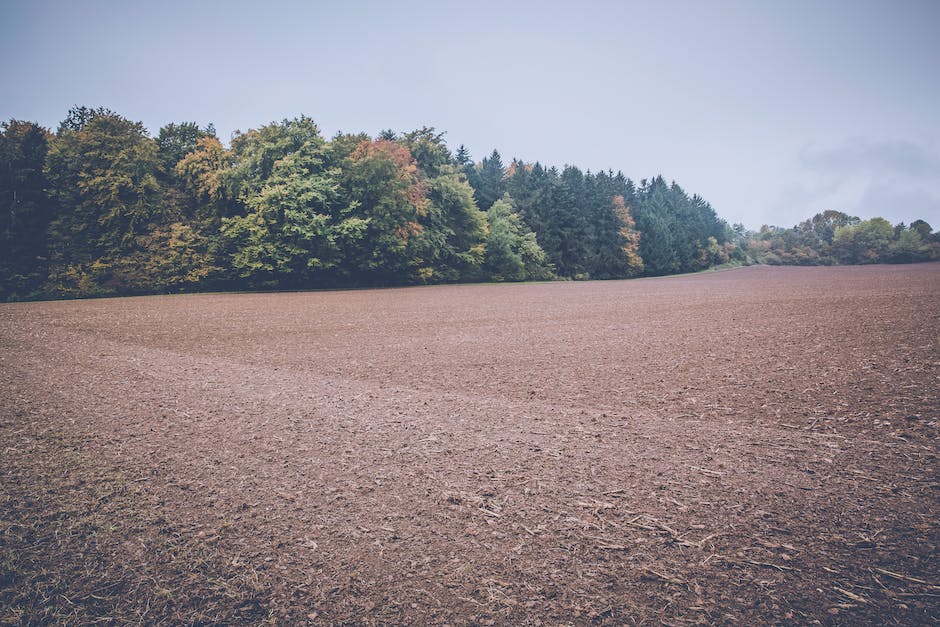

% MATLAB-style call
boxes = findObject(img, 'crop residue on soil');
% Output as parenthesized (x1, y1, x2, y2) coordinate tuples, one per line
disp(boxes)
(1, 264, 938, 624)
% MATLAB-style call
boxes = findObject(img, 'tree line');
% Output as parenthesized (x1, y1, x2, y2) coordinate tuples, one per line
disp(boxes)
(1, 108, 936, 301)
(735, 210, 939, 266)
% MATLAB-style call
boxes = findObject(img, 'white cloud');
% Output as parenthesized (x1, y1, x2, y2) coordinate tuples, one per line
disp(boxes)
(770, 137, 940, 227)
(799, 137, 940, 178)
(856, 184, 940, 226)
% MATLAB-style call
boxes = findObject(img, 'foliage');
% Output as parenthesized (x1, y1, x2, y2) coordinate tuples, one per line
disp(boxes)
(413, 164, 487, 282)
(0, 120, 54, 300)
(56, 106, 118, 133)
(746, 213, 937, 266)
(156, 122, 216, 173)
(484, 195, 552, 281)
(610, 194, 644, 276)
(631, 177, 733, 275)
(43, 110, 163, 294)
(501, 163, 652, 279)
(219, 118, 341, 286)
(467, 150, 505, 212)
(399, 127, 453, 178)
(1, 106, 936, 300)
(175, 136, 231, 218)
(832, 218, 895, 264)
(338, 138, 428, 283)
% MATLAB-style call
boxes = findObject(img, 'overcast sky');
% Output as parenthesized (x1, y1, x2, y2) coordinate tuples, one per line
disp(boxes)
(3, 0, 938, 229)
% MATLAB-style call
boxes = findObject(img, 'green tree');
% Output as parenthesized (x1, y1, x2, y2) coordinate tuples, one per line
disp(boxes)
(800, 210, 859, 245)
(503, 160, 550, 242)
(44, 109, 162, 294)
(832, 217, 894, 264)
(338, 138, 429, 282)
(156, 121, 216, 173)
(411, 165, 487, 282)
(400, 127, 453, 178)
(502, 162, 594, 278)
(634, 177, 678, 275)
(887, 225, 931, 263)
(0, 120, 54, 299)
(224, 117, 325, 196)
(455, 144, 472, 168)
(393, 130, 486, 282)
(108, 222, 219, 291)
(328, 131, 371, 164)
(484, 195, 552, 281)
(219, 118, 342, 286)
(175, 136, 232, 222)
(57, 106, 117, 133)
(630, 176, 729, 275)
(470, 149, 505, 211)
(909, 220, 935, 242)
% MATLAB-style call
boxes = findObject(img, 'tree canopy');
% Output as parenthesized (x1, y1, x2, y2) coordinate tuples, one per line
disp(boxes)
(0, 106, 936, 301)
(738, 211, 938, 267)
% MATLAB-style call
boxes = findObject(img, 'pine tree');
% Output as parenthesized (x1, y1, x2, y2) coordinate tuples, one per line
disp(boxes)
(472, 149, 505, 211)
(455, 144, 471, 168)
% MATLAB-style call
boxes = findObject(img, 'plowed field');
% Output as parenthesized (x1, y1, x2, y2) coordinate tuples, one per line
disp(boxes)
(2, 264, 938, 624)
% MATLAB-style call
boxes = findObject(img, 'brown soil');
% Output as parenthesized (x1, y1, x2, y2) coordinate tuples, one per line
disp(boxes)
(1, 264, 938, 625)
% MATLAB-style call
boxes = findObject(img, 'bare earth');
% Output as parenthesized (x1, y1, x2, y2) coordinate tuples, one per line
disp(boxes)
(1, 264, 938, 625)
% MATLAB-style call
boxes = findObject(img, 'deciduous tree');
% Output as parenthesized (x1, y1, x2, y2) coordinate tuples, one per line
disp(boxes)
(44, 109, 162, 293)
(0, 120, 54, 299)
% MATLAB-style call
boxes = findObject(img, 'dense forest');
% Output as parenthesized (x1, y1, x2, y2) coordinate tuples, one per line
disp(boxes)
(1, 108, 937, 301)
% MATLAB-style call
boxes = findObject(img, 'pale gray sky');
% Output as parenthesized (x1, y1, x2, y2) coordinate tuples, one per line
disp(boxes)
(3, 0, 938, 229)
